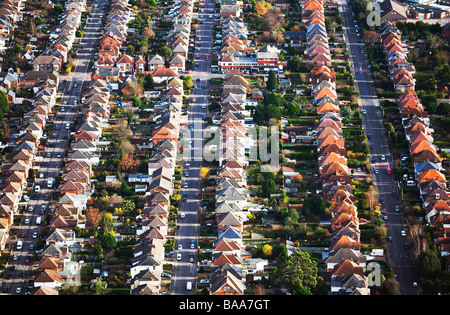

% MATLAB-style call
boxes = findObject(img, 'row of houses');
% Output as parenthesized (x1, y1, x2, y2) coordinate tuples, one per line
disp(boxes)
(30, 77, 113, 293)
(128, 0, 197, 295)
(130, 76, 184, 295)
(89, 0, 133, 83)
(300, 0, 332, 67)
(24, 0, 132, 294)
(0, 69, 60, 253)
(217, 13, 282, 74)
(0, 0, 24, 52)
(208, 5, 256, 295)
(94, 0, 193, 82)
(379, 22, 416, 94)
(379, 22, 450, 261)
(31, 0, 87, 72)
(303, 0, 371, 295)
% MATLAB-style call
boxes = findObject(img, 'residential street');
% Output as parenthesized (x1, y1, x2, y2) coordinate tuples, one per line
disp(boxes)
(2, 0, 107, 295)
(340, 0, 420, 295)
(170, 0, 215, 295)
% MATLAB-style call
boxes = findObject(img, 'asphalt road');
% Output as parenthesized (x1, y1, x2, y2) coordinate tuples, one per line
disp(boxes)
(1, 0, 107, 295)
(340, 0, 420, 295)
(170, 0, 215, 295)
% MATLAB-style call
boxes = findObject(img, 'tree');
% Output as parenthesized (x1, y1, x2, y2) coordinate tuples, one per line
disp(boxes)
(160, 46, 173, 62)
(274, 249, 320, 294)
(120, 181, 130, 196)
(142, 26, 155, 40)
(417, 249, 441, 279)
(100, 231, 117, 250)
(287, 55, 306, 72)
(262, 244, 273, 257)
(437, 102, 450, 115)
(363, 30, 379, 46)
(437, 64, 450, 87)
(93, 278, 107, 295)
(287, 100, 301, 117)
(0, 90, 8, 120)
(382, 278, 400, 295)
(266, 70, 278, 91)
(86, 207, 103, 229)
(254, 1, 268, 16)
(118, 153, 139, 172)
(199, 167, 209, 179)
(122, 199, 136, 215)
(99, 213, 114, 234)
(262, 178, 276, 197)
(341, 106, 355, 119)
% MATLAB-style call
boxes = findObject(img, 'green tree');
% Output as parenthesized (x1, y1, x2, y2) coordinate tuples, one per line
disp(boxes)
(274, 249, 320, 294)
(417, 249, 441, 279)
(159, 46, 172, 62)
(0, 90, 8, 120)
(266, 70, 278, 91)
(93, 278, 107, 295)
(287, 54, 306, 72)
(120, 181, 130, 196)
(262, 178, 276, 197)
(122, 199, 136, 214)
(99, 232, 117, 250)
(437, 64, 450, 87)
(99, 213, 114, 234)
(287, 100, 301, 117)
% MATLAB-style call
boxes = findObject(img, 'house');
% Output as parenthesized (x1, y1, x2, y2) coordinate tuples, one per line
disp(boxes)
(116, 54, 134, 73)
(168, 54, 185, 72)
(148, 54, 165, 71)
(32, 55, 61, 72)
(151, 68, 178, 83)
(134, 55, 146, 73)
(210, 269, 244, 295)
(379, 0, 408, 23)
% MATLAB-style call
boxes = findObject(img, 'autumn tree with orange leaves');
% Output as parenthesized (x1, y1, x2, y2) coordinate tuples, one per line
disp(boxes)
(118, 152, 139, 173)
(86, 206, 103, 229)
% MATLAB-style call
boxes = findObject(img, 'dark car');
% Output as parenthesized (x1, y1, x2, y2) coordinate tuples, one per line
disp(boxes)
(2, 286, 8, 293)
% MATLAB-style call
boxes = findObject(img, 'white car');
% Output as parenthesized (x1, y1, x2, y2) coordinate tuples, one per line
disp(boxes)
(177, 253, 182, 261)
(381, 155, 386, 161)
(401, 230, 406, 237)
(25, 218, 30, 224)
(16, 287, 21, 294)
(178, 244, 183, 250)
(184, 182, 188, 188)
(180, 212, 185, 219)
(39, 173, 44, 178)
(362, 109, 367, 114)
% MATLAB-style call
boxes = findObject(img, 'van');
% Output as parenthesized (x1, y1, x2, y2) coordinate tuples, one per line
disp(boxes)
(406, 180, 415, 187)
(186, 281, 192, 291)
(16, 241, 23, 250)
(36, 217, 42, 225)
